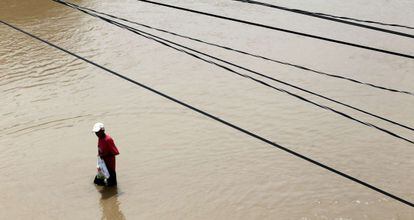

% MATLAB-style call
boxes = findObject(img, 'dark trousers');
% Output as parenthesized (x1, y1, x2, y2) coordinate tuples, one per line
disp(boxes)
(107, 169, 117, 186)
(94, 169, 117, 186)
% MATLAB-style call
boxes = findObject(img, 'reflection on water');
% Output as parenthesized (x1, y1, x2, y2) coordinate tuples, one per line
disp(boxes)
(96, 186, 125, 220)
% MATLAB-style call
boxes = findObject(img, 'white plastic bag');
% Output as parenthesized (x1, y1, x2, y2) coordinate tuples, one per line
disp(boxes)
(96, 157, 110, 179)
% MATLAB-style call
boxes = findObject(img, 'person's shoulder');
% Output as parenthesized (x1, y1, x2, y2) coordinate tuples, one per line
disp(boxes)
(105, 134, 114, 141)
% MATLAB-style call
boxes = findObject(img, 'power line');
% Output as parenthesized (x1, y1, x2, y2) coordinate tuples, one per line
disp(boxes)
(134, 0, 414, 60)
(65, 3, 414, 96)
(2, 19, 412, 208)
(232, 0, 414, 39)
(55, 0, 414, 141)
(316, 13, 414, 31)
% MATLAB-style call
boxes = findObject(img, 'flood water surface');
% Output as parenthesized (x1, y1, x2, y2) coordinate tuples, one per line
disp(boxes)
(1, 0, 414, 219)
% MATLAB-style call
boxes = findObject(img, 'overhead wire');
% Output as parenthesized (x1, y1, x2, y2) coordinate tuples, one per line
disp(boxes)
(315, 13, 414, 30)
(62, 3, 414, 96)
(231, 0, 414, 39)
(134, 0, 414, 60)
(2, 19, 413, 208)
(55, 0, 414, 144)
(51, 0, 414, 150)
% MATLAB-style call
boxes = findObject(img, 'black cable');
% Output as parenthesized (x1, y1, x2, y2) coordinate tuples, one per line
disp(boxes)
(232, 0, 414, 39)
(2, 19, 413, 208)
(52, 1, 414, 148)
(56, 1, 414, 138)
(134, 0, 414, 60)
(316, 13, 414, 31)
(66, 3, 414, 96)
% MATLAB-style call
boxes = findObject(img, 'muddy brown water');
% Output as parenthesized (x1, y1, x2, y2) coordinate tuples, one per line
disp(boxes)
(1, 0, 414, 219)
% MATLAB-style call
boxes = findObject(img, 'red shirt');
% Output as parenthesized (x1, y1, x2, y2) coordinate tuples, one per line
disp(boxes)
(98, 134, 119, 171)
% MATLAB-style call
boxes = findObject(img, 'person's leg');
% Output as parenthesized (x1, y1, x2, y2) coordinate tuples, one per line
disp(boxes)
(106, 169, 117, 186)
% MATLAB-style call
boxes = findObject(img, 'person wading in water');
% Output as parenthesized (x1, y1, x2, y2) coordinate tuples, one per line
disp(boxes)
(93, 122, 120, 187)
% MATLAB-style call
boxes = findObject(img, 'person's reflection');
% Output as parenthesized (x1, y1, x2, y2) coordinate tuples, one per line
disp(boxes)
(96, 186, 126, 220)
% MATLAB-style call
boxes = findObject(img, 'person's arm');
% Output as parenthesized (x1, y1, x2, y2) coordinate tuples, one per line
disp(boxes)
(98, 142, 110, 157)
(107, 138, 120, 155)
